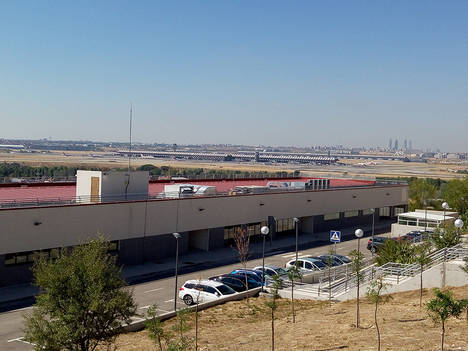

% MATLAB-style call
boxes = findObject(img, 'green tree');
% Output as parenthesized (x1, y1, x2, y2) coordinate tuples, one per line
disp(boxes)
(349, 249, 365, 328)
(366, 275, 391, 351)
(375, 239, 417, 266)
(432, 223, 460, 250)
(442, 178, 468, 215)
(264, 274, 283, 351)
(414, 243, 432, 307)
(286, 264, 302, 323)
(146, 305, 167, 351)
(409, 178, 438, 211)
(24, 238, 136, 351)
(167, 308, 191, 351)
(426, 288, 467, 351)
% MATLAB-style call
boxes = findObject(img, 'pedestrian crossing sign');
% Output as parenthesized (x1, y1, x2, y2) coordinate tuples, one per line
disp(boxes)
(330, 230, 341, 243)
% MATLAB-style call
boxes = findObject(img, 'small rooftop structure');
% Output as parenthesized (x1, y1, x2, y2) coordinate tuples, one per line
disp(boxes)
(76, 170, 149, 203)
(391, 210, 458, 237)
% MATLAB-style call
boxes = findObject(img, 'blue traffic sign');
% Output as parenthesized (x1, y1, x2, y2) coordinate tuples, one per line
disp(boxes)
(330, 230, 341, 243)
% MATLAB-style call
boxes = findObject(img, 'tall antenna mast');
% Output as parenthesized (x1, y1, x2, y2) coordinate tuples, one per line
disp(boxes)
(128, 102, 133, 172)
(124, 103, 133, 200)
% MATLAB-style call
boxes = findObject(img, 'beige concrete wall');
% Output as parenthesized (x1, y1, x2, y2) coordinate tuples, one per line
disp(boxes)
(0, 185, 407, 255)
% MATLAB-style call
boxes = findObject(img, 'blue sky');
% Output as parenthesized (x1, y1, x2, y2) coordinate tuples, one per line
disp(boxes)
(1, 1, 467, 151)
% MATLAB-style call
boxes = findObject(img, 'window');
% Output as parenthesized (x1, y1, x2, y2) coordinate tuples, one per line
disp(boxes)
(324, 212, 340, 221)
(362, 208, 375, 216)
(305, 262, 313, 270)
(204, 286, 218, 295)
(380, 207, 391, 217)
(3, 242, 120, 267)
(394, 207, 405, 215)
(276, 218, 294, 232)
(4, 254, 15, 265)
(344, 210, 358, 218)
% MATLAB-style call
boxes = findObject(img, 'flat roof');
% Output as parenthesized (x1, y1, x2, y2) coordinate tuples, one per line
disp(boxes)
(398, 211, 455, 221)
(0, 177, 377, 203)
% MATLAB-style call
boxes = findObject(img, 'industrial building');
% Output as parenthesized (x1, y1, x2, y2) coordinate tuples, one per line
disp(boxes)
(0, 172, 408, 287)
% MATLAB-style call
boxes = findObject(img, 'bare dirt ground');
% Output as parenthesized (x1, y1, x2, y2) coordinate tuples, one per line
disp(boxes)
(103, 286, 468, 351)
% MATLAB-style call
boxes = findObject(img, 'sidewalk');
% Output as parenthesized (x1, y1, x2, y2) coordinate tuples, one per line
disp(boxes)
(0, 221, 392, 312)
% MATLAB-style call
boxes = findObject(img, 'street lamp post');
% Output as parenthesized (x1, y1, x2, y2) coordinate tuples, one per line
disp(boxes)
(173, 232, 181, 311)
(354, 228, 364, 329)
(294, 218, 300, 262)
(260, 226, 270, 291)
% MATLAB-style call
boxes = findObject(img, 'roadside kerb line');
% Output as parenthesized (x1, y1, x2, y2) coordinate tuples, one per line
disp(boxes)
(143, 288, 163, 293)
(281, 252, 302, 258)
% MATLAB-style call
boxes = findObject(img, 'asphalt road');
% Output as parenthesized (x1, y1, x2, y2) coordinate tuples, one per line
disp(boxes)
(1, 236, 374, 351)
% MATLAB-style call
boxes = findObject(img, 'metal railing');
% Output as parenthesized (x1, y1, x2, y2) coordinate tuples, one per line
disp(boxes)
(377, 243, 468, 284)
(286, 243, 468, 299)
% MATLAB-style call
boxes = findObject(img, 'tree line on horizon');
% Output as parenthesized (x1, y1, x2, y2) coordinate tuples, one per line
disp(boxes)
(0, 162, 298, 181)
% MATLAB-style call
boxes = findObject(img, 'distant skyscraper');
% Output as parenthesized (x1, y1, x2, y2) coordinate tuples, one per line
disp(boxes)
(388, 138, 392, 150)
(409, 140, 412, 150)
(394, 139, 398, 150)
(404, 139, 408, 150)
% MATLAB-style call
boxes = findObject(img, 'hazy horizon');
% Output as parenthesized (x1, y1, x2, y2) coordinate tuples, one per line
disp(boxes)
(1, 1, 467, 152)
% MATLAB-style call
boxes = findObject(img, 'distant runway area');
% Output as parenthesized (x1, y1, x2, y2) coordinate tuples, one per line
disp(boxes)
(0, 150, 467, 180)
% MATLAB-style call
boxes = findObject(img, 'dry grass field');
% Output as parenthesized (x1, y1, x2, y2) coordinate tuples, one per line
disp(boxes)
(102, 286, 468, 351)
(1, 151, 467, 179)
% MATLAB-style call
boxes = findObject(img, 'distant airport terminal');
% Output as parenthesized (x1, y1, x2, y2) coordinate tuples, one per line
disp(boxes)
(118, 150, 411, 163)
(0, 171, 408, 287)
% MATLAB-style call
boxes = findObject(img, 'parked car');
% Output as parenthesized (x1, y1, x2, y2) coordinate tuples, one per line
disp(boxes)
(330, 254, 351, 264)
(318, 255, 343, 266)
(230, 269, 263, 283)
(179, 279, 236, 305)
(367, 237, 395, 252)
(405, 230, 434, 243)
(209, 274, 261, 292)
(285, 257, 327, 272)
(253, 265, 289, 279)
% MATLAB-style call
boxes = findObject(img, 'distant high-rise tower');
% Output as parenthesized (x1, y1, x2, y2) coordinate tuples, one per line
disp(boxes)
(388, 138, 392, 150)
(404, 139, 408, 150)
(394, 139, 398, 150)
(409, 140, 412, 151)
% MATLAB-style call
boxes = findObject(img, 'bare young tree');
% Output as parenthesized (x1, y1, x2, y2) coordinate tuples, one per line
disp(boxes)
(145, 304, 166, 351)
(232, 226, 251, 291)
(366, 275, 391, 351)
(414, 242, 432, 307)
(461, 257, 468, 321)
(349, 249, 365, 328)
(264, 274, 283, 351)
(286, 263, 302, 323)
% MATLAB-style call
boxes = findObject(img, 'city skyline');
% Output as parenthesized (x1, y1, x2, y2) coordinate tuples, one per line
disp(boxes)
(1, 1, 467, 152)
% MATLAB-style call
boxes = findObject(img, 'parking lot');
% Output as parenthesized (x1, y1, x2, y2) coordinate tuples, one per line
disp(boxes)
(0, 234, 377, 351)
